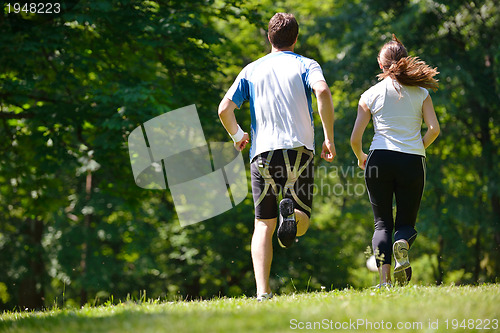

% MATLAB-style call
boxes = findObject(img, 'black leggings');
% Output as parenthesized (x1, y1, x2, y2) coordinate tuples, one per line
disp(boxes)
(365, 150, 426, 266)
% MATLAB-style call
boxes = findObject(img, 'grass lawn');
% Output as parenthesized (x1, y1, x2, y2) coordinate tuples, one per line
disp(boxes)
(0, 284, 499, 332)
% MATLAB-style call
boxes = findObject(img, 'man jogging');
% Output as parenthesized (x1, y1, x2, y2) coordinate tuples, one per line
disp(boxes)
(218, 13, 336, 301)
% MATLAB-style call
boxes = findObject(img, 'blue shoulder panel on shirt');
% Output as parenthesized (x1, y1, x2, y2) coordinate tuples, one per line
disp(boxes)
(230, 78, 250, 108)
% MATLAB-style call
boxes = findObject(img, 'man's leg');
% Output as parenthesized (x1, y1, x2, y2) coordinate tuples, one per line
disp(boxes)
(251, 217, 277, 295)
(287, 147, 314, 238)
(295, 210, 309, 236)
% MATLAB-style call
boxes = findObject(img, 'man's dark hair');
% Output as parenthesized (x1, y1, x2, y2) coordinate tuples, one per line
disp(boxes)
(268, 13, 299, 49)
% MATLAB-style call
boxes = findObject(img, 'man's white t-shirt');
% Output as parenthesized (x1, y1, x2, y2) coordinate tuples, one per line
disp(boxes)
(225, 51, 325, 161)
(360, 77, 429, 157)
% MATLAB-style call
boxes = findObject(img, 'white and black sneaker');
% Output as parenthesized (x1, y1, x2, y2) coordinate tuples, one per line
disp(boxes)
(393, 240, 412, 285)
(256, 292, 273, 302)
(277, 198, 297, 248)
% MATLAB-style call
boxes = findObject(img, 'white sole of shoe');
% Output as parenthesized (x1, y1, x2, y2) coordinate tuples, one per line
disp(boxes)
(393, 240, 411, 284)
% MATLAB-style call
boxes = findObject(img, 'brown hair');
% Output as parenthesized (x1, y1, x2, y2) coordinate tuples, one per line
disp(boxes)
(377, 34, 439, 92)
(268, 13, 299, 49)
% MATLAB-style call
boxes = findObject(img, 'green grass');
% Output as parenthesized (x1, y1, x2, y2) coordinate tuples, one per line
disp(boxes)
(1, 284, 499, 332)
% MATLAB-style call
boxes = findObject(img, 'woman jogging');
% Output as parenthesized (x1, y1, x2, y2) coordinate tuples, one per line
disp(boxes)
(350, 34, 440, 286)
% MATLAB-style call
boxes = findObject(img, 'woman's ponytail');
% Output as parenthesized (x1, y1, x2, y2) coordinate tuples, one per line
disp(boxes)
(378, 34, 439, 92)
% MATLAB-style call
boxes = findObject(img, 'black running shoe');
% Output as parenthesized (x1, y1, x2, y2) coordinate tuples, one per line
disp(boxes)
(277, 198, 296, 248)
(393, 240, 412, 285)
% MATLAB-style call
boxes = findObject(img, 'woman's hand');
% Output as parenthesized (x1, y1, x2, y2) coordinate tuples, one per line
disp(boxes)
(357, 152, 368, 170)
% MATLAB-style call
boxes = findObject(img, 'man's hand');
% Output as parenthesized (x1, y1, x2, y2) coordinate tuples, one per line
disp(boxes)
(321, 140, 336, 162)
(234, 132, 249, 151)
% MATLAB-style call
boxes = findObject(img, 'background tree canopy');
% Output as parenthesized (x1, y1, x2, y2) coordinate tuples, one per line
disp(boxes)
(0, 0, 498, 310)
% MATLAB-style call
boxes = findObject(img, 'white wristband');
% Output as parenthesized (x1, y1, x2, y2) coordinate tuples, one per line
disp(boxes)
(230, 125, 245, 143)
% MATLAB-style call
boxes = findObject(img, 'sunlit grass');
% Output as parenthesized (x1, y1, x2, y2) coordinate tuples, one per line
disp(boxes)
(1, 284, 499, 332)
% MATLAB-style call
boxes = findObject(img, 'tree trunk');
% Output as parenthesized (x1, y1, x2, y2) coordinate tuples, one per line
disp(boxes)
(436, 235, 444, 285)
(491, 194, 500, 280)
(18, 217, 45, 310)
(80, 169, 92, 307)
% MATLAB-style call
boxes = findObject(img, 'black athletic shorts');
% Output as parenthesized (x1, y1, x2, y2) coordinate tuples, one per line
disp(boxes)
(250, 147, 314, 219)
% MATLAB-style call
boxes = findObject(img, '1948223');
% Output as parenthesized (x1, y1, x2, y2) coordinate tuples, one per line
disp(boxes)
(6, 3, 61, 14)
